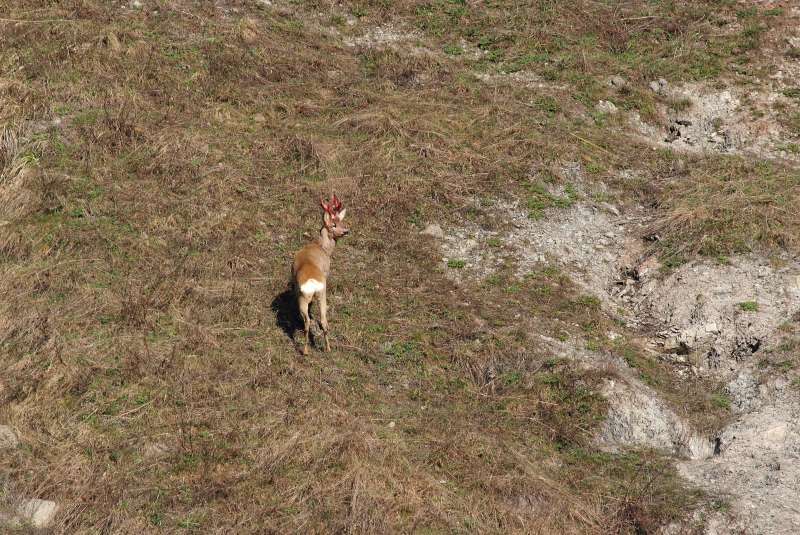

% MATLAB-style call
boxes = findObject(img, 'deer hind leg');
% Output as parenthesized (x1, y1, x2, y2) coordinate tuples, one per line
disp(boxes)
(298, 292, 313, 355)
(318, 289, 331, 352)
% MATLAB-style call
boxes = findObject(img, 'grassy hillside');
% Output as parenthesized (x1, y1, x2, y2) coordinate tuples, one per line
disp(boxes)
(0, 0, 795, 532)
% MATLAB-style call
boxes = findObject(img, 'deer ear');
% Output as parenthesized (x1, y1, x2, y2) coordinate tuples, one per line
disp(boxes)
(337, 208, 346, 221)
(323, 210, 333, 225)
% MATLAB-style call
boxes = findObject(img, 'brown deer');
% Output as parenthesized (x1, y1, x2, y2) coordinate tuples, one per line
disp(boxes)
(292, 194, 349, 355)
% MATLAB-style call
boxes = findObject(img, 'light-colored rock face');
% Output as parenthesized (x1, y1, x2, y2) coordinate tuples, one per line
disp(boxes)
(635, 258, 800, 374)
(679, 397, 800, 534)
(438, 166, 635, 289)
(726, 370, 761, 414)
(17, 499, 58, 528)
(632, 80, 800, 163)
(597, 378, 714, 460)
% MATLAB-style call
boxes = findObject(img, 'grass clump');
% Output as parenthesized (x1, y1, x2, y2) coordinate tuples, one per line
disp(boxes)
(739, 301, 759, 312)
(711, 393, 732, 410)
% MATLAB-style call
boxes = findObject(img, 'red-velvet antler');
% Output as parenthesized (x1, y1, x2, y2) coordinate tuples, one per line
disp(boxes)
(331, 193, 343, 213)
(320, 197, 334, 215)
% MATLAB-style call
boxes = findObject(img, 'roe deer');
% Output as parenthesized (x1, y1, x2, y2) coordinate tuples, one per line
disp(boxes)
(292, 194, 349, 355)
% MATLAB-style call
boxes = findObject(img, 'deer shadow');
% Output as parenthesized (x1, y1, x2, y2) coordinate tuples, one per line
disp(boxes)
(271, 288, 303, 342)
(270, 287, 323, 353)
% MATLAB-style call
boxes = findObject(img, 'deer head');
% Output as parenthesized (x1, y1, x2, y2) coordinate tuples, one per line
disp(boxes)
(320, 193, 349, 239)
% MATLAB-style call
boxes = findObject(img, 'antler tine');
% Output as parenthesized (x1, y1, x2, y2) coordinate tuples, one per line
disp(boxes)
(331, 193, 343, 212)
(320, 197, 332, 214)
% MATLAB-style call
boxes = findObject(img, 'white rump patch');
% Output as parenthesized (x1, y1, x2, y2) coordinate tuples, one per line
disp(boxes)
(300, 279, 325, 295)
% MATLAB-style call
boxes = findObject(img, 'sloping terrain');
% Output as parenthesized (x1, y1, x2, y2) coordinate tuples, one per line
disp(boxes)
(1, 1, 799, 533)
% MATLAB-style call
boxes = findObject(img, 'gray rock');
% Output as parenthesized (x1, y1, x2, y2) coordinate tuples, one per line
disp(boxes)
(596, 100, 618, 114)
(0, 425, 18, 449)
(420, 223, 444, 240)
(649, 78, 668, 94)
(606, 75, 627, 89)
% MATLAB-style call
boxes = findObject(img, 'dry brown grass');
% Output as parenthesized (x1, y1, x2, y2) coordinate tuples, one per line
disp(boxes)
(651, 158, 800, 264)
(0, 0, 786, 532)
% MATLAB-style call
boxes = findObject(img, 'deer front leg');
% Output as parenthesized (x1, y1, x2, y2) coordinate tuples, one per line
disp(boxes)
(318, 289, 331, 352)
(298, 293, 312, 355)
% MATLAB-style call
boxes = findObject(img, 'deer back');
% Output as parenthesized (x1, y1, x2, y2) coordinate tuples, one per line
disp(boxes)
(293, 242, 330, 294)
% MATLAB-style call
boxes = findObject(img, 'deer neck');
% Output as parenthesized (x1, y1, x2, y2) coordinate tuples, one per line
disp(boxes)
(317, 226, 336, 255)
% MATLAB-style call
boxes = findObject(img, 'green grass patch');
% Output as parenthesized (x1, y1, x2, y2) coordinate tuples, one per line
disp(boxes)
(739, 301, 759, 312)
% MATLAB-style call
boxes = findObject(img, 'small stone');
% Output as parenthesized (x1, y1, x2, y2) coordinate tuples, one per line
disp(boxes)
(704, 322, 719, 333)
(599, 202, 620, 216)
(596, 100, 618, 114)
(130, 0, 143, 8)
(16, 499, 58, 529)
(648, 78, 668, 94)
(388, 421, 396, 428)
(253, 113, 266, 123)
(420, 223, 444, 240)
(607, 75, 627, 89)
(0, 425, 18, 449)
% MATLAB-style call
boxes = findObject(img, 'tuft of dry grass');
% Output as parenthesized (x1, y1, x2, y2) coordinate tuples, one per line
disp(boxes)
(651, 158, 800, 262)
